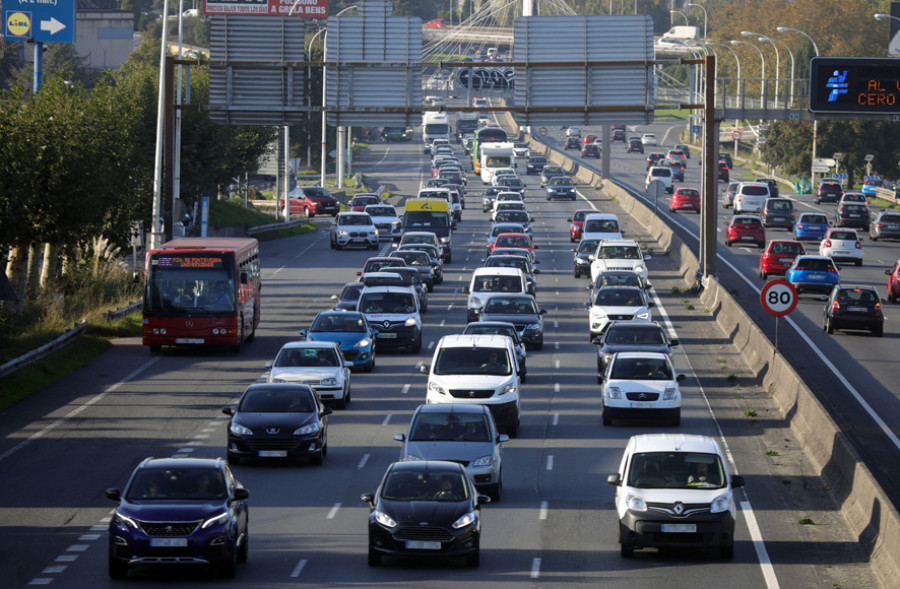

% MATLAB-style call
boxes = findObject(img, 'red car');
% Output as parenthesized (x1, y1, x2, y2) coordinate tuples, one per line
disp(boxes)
(583, 134, 598, 146)
(489, 233, 537, 256)
(758, 240, 806, 279)
(425, 19, 445, 28)
(278, 191, 317, 216)
(669, 187, 700, 213)
(887, 260, 900, 303)
(725, 215, 766, 248)
(717, 162, 730, 183)
(349, 194, 381, 212)
(567, 208, 596, 243)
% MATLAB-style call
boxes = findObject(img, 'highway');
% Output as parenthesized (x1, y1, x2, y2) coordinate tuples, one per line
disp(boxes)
(0, 127, 882, 588)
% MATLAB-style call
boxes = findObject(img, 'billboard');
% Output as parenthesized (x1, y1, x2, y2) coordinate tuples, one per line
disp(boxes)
(204, 0, 328, 17)
(808, 57, 900, 114)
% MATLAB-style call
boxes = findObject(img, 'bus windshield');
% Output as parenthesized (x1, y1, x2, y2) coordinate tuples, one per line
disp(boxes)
(144, 253, 236, 315)
(425, 124, 450, 135)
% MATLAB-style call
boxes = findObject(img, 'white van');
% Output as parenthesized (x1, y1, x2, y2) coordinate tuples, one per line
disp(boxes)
(645, 166, 674, 194)
(463, 267, 528, 322)
(607, 434, 744, 559)
(733, 182, 771, 214)
(581, 213, 623, 242)
(357, 283, 423, 353)
(423, 334, 521, 436)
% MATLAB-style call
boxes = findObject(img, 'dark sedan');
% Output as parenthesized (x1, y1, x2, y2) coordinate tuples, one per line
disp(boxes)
(223, 383, 331, 465)
(592, 321, 678, 373)
(626, 138, 644, 153)
(362, 460, 487, 567)
(106, 458, 250, 579)
(833, 202, 870, 231)
(540, 164, 565, 187)
(479, 293, 546, 350)
(823, 285, 884, 337)
(525, 155, 548, 174)
(581, 144, 601, 158)
(564, 136, 580, 150)
(546, 176, 577, 201)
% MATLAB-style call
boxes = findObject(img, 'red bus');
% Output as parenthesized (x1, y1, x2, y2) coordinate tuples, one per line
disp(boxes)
(142, 238, 261, 352)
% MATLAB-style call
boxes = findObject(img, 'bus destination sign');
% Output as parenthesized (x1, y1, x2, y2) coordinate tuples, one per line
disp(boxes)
(809, 57, 900, 114)
(155, 255, 225, 269)
(204, 0, 328, 17)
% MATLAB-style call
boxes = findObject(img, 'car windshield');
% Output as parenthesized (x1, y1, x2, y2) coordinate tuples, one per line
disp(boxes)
(795, 258, 836, 271)
(742, 186, 769, 196)
(801, 214, 828, 224)
(843, 205, 866, 214)
(381, 471, 468, 502)
(492, 224, 524, 237)
(465, 324, 518, 342)
(394, 252, 431, 266)
(410, 412, 492, 443)
(401, 234, 437, 246)
(495, 235, 530, 248)
(483, 296, 537, 314)
(240, 386, 315, 413)
(340, 215, 372, 226)
(365, 260, 404, 272)
(434, 346, 511, 376)
(577, 239, 601, 254)
(366, 207, 394, 217)
(830, 231, 857, 241)
(606, 326, 666, 345)
(529, 157, 547, 164)
(543, 166, 563, 175)
(734, 217, 762, 227)
(126, 468, 227, 501)
(584, 220, 620, 233)
(597, 245, 640, 259)
(473, 275, 522, 293)
(768, 242, 804, 254)
(880, 214, 900, 223)
(339, 285, 363, 301)
(596, 273, 642, 288)
(359, 292, 416, 314)
(485, 257, 528, 272)
(495, 212, 529, 224)
(274, 347, 339, 367)
(549, 177, 572, 186)
(627, 452, 725, 490)
(594, 288, 644, 307)
(311, 314, 365, 333)
(610, 356, 670, 380)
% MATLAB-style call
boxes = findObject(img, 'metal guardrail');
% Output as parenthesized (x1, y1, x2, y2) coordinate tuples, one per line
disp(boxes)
(0, 322, 87, 380)
(873, 187, 899, 205)
(246, 218, 312, 236)
(105, 300, 143, 322)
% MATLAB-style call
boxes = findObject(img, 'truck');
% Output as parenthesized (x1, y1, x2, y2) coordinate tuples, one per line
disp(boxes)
(402, 198, 454, 261)
(480, 142, 516, 185)
(422, 112, 451, 154)
(456, 113, 479, 143)
(661, 26, 700, 44)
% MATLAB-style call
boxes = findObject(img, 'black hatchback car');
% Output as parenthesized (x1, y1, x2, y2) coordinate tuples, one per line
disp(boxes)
(525, 155, 548, 175)
(816, 180, 844, 204)
(612, 129, 627, 142)
(223, 383, 331, 465)
(106, 458, 250, 579)
(362, 460, 488, 567)
(646, 152, 666, 169)
(833, 202, 870, 231)
(564, 136, 580, 150)
(479, 293, 546, 350)
(824, 285, 884, 337)
(626, 138, 644, 153)
(581, 143, 601, 158)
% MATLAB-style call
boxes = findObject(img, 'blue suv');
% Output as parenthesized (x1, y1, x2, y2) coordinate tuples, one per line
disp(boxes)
(786, 255, 840, 296)
(106, 458, 250, 579)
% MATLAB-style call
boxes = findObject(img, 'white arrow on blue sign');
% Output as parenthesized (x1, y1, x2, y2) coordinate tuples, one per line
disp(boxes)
(2, 0, 76, 44)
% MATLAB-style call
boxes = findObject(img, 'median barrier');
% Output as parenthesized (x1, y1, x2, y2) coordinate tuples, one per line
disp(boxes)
(526, 131, 900, 588)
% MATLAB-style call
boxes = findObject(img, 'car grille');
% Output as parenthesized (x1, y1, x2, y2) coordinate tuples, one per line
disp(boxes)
(394, 526, 454, 542)
(346, 231, 369, 237)
(449, 389, 495, 399)
(607, 314, 634, 321)
(646, 502, 710, 518)
(245, 438, 304, 450)
(606, 265, 634, 272)
(139, 520, 201, 536)
(625, 391, 660, 401)
(341, 350, 359, 361)
(374, 223, 392, 232)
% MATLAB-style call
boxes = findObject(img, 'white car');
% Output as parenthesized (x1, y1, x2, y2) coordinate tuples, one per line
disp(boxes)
(599, 352, 682, 426)
(364, 204, 402, 241)
(733, 182, 771, 214)
(641, 133, 657, 146)
(645, 166, 674, 194)
(267, 341, 352, 408)
(565, 126, 581, 137)
(588, 286, 653, 341)
(607, 434, 745, 558)
(589, 239, 651, 285)
(819, 227, 864, 266)
(580, 212, 623, 243)
(330, 212, 379, 250)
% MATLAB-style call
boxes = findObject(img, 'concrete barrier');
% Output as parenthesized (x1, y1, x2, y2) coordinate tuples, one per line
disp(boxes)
(522, 131, 900, 588)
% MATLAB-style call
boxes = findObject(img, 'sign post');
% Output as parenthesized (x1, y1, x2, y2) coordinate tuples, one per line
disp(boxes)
(648, 180, 665, 216)
(759, 278, 798, 353)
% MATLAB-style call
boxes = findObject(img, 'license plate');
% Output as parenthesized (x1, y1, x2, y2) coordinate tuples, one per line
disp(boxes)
(377, 332, 398, 339)
(150, 538, 188, 547)
(259, 450, 287, 457)
(809, 274, 825, 280)
(773, 217, 784, 221)
(779, 258, 794, 263)
(848, 306, 867, 312)
(849, 214, 860, 217)
(175, 338, 204, 344)
(835, 250, 849, 255)
(406, 540, 441, 550)
(661, 524, 696, 533)
(741, 235, 754, 240)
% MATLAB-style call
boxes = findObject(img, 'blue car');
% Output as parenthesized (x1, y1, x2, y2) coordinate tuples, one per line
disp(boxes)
(793, 212, 830, 241)
(300, 311, 377, 372)
(106, 458, 250, 579)
(786, 255, 840, 296)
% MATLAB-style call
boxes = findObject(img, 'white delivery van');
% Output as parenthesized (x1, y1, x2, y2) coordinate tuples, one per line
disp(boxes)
(422, 112, 451, 154)
(463, 267, 527, 322)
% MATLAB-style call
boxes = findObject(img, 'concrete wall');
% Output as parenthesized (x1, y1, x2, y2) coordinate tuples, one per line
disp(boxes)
(76, 11, 135, 71)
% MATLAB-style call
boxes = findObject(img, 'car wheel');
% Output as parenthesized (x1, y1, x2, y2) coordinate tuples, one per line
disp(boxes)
(720, 540, 735, 560)
(825, 316, 834, 334)
(671, 409, 681, 427)
(335, 242, 343, 250)
(411, 333, 422, 354)
(620, 540, 634, 558)
(108, 554, 128, 579)
(487, 478, 502, 502)
(889, 292, 896, 303)
(507, 416, 519, 438)
(237, 531, 249, 563)
(602, 408, 612, 426)
(227, 452, 242, 466)
(534, 339, 543, 351)
(364, 356, 374, 372)
(310, 447, 324, 465)
(759, 269, 767, 280)
(446, 255, 452, 264)
(368, 547, 382, 567)
(335, 387, 348, 409)
(427, 282, 434, 293)
(218, 549, 238, 578)
(329, 236, 335, 249)
(465, 547, 481, 568)
(725, 240, 732, 247)
(856, 259, 862, 267)
(573, 267, 579, 278)
(871, 235, 878, 241)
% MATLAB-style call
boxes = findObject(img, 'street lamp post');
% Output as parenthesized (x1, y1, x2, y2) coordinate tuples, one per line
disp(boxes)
(742, 31, 779, 105)
(776, 27, 819, 187)
(731, 39, 766, 108)
(874, 14, 900, 53)
(670, 10, 689, 26)
(686, 3, 707, 39)
(706, 42, 741, 108)
(767, 37, 795, 107)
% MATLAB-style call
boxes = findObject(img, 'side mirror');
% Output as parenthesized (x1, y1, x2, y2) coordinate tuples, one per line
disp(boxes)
(886, 269, 892, 276)
(644, 255, 652, 261)
(105, 488, 122, 501)
(393, 433, 405, 442)
(222, 406, 235, 416)
(132, 271, 141, 283)
(298, 329, 308, 338)
(591, 336, 602, 345)
(477, 494, 492, 505)
(321, 407, 333, 416)
(331, 294, 339, 301)
(234, 488, 250, 501)
(676, 374, 686, 382)
(648, 301, 655, 308)
(361, 493, 375, 505)
(607, 473, 621, 486)
(534, 268, 541, 274)
(462, 285, 470, 294)
(731, 475, 745, 488)
(498, 434, 510, 443)
(265, 361, 273, 368)
(533, 244, 540, 249)
(419, 364, 430, 374)
(539, 309, 547, 315)
(669, 338, 680, 347)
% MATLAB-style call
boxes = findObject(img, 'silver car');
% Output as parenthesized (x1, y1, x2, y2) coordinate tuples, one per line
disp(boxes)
(394, 403, 508, 501)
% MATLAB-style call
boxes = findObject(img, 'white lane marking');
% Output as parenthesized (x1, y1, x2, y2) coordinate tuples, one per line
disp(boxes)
(381, 414, 392, 426)
(440, 320, 446, 327)
(0, 356, 160, 464)
(553, 321, 559, 329)
(28, 580, 51, 586)
(372, 146, 391, 168)
(177, 448, 195, 453)
(55, 555, 77, 562)
(447, 304, 454, 311)
(193, 434, 210, 440)
(41, 566, 66, 574)
(357, 453, 370, 469)
(171, 454, 190, 458)
(290, 558, 308, 578)
(66, 545, 89, 552)
(739, 500, 780, 582)
(552, 413, 559, 426)
(78, 534, 100, 541)
(650, 289, 779, 589)
(554, 383, 560, 393)
(546, 455, 554, 470)
(89, 525, 105, 532)
(554, 360, 560, 369)
(554, 342, 559, 350)
(531, 557, 542, 579)
(326, 503, 342, 519)
(539, 501, 549, 520)
(428, 340, 435, 349)
(401, 384, 410, 395)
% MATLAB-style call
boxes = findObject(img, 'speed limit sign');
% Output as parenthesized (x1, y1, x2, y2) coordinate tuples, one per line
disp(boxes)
(759, 278, 798, 317)
(732, 130, 742, 140)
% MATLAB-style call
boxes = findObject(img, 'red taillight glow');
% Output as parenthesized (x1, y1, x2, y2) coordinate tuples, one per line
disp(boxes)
(875, 301, 882, 315)
(831, 299, 840, 312)
(824, 239, 832, 247)
(855, 241, 862, 249)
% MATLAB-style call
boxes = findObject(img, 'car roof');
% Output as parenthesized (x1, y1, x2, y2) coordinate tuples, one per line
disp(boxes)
(437, 333, 513, 348)
(583, 212, 619, 220)
(414, 403, 491, 416)
(139, 457, 226, 470)
(597, 239, 638, 246)
(613, 351, 670, 360)
(796, 255, 832, 261)
(280, 340, 340, 350)
(471, 267, 524, 277)
(607, 320, 664, 330)
(388, 460, 466, 474)
(629, 433, 722, 455)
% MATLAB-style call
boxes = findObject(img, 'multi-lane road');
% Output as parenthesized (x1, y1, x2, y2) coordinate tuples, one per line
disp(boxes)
(0, 124, 885, 588)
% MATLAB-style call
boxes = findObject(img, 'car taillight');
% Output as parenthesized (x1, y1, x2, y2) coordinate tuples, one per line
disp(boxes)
(875, 301, 882, 315)
(796, 223, 804, 229)
(855, 241, 862, 249)
(824, 239, 832, 248)
(876, 223, 883, 229)
(831, 299, 840, 312)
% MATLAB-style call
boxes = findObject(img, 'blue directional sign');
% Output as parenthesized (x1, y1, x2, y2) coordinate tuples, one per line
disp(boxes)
(3, 0, 75, 44)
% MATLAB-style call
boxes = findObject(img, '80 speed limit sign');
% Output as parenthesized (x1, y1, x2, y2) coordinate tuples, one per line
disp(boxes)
(759, 278, 798, 317)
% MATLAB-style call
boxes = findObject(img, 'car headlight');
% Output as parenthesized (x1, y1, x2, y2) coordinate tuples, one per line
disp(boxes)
(710, 494, 731, 514)
(575, 257, 589, 265)
(371, 230, 379, 237)
(113, 512, 138, 529)
(320, 377, 338, 386)
(428, 381, 446, 395)
(635, 309, 650, 320)
(201, 511, 230, 529)
(499, 382, 517, 396)
(625, 493, 647, 512)
(606, 386, 621, 399)
(591, 308, 607, 320)
(440, 236, 450, 243)
(404, 317, 417, 327)
(452, 511, 477, 529)
(294, 422, 320, 435)
(374, 511, 397, 528)
(468, 296, 483, 309)
(354, 338, 371, 348)
(230, 422, 253, 436)
(471, 455, 493, 467)
(663, 385, 677, 400)
(634, 265, 645, 273)
(338, 230, 349, 236)
(524, 322, 541, 333)
(402, 453, 423, 461)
